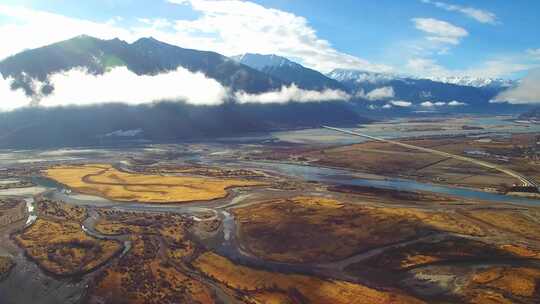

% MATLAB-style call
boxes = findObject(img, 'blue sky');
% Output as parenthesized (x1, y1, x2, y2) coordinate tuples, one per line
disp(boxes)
(0, 0, 539, 79)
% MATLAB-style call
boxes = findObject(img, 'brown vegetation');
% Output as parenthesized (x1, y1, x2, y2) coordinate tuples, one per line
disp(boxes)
(37, 199, 86, 222)
(193, 252, 425, 304)
(466, 208, 540, 239)
(89, 211, 213, 304)
(327, 185, 456, 204)
(15, 219, 121, 275)
(233, 196, 484, 263)
(348, 238, 524, 272)
(91, 236, 214, 304)
(0, 256, 14, 279)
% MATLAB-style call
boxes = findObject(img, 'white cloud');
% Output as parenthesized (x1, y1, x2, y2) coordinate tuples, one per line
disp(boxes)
(412, 18, 468, 46)
(382, 104, 392, 109)
(1, 66, 355, 111)
(448, 100, 467, 106)
(389, 100, 412, 107)
(420, 0, 497, 25)
(0, 2, 391, 73)
(493, 69, 540, 104)
(0, 66, 229, 111)
(234, 84, 350, 104)
(0, 5, 135, 60)
(165, 0, 392, 73)
(357, 86, 395, 101)
(420, 101, 447, 107)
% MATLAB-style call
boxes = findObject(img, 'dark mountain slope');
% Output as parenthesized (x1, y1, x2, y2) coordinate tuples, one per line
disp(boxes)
(0, 35, 284, 96)
(0, 101, 366, 149)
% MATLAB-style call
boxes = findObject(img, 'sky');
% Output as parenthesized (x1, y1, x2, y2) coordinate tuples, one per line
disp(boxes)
(0, 0, 539, 80)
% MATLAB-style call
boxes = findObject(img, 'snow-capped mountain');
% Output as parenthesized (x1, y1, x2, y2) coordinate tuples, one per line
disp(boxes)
(424, 76, 516, 88)
(325, 68, 516, 113)
(232, 53, 345, 91)
(326, 69, 400, 84)
(327, 68, 516, 89)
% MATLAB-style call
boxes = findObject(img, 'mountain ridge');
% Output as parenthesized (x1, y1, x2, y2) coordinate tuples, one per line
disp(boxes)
(232, 53, 346, 91)
(0, 35, 285, 96)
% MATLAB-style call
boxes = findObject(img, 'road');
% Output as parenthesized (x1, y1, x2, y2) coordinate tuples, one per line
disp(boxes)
(322, 126, 539, 188)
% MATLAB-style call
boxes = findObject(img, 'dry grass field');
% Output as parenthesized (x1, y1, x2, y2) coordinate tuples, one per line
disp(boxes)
(45, 164, 265, 203)
(466, 208, 540, 239)
(15, 219, 122, 275)
(232, 196, 484, 263)
(193, 252, 425, 304)
(465, 266, 540, 303)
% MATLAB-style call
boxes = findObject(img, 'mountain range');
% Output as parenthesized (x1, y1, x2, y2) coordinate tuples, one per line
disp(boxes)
(231, 53, 345, 91)
(0, 35, 534, 148)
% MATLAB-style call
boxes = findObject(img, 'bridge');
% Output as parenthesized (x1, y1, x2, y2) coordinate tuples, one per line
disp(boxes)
(322, 126, 539, 188)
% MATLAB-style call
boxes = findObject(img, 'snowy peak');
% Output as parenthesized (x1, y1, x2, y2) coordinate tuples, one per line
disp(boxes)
(326, 69, 398, 84)
(424, 76, 516, 88)
(231, 53, 300, 70)
(327, 68, 516, 89)
(232, 53, 345, 91)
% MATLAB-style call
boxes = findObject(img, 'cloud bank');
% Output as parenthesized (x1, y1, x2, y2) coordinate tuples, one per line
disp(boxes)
(0, 67, 354, 111)
(234, 84, 351, 104)
(493, 69, 540, 104)
(358, 86, 395, 101)
(32, 67, 227, 108)
(389, 100, 412, 107)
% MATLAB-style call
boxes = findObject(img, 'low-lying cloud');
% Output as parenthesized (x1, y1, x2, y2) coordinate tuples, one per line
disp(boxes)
(357, 86, 395, 101)
(389, 100, 412, 107)
(39, 66, 228, 107)
(234, 84, 351, 103)
(421, 101, 446, 107)
(448, 100, 466, 106)
(1, 67, 354, 111)
(493, 69, 540, 104)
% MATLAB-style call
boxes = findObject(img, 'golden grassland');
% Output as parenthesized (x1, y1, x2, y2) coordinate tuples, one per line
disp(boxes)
(193, 252, 425, 304)
(468, 266, 540, 301)
(0, 256, 13, 278)
(45, 164, 265, 203)
(500, 244, 540, 258)
(233, 196, 484, 263)
(15, 219, 122, 275)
